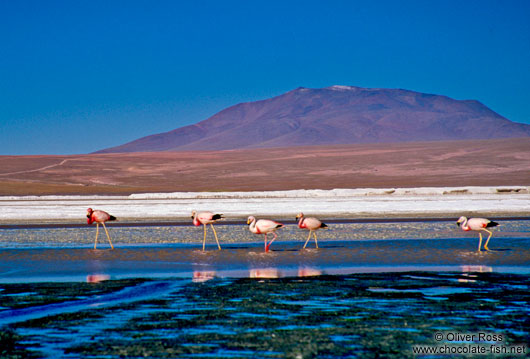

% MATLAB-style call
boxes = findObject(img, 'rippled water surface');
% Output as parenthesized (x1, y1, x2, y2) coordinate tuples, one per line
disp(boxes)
(1, 272, 529, 358)
(0, 220, 529, 358)
(0, 220, 529, 282)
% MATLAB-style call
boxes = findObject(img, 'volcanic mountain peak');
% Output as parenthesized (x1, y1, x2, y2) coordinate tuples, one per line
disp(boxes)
(97, 86, 530, 153)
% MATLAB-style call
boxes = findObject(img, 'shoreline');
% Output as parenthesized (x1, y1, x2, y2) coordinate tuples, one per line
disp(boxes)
(1, 186, 529, 224)
(1, 215, 530, 229)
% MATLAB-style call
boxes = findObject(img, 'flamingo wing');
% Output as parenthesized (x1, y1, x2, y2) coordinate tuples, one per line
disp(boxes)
(256, 219, 283, 233)
(92, 210, 112, 223)
(467, 218, 491, 230)
(303, 217, 324, 230)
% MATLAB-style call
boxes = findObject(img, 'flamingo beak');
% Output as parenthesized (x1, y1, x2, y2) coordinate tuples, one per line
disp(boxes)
(246, 219, 251, 225)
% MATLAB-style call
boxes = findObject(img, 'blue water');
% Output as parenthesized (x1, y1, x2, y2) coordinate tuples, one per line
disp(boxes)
(0, 220, 529, 283)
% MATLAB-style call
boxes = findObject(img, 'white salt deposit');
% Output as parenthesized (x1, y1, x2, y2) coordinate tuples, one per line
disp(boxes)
(0, 186, 528, 222)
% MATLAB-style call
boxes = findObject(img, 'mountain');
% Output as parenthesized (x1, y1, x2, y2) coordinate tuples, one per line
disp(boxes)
(97, 85, 530, 153)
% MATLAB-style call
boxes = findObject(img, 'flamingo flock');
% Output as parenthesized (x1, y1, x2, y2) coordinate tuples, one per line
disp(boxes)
(85, 208, 500, 253)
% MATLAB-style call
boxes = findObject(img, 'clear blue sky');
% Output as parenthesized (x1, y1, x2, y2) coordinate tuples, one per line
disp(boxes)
(1, 0, 529, 155)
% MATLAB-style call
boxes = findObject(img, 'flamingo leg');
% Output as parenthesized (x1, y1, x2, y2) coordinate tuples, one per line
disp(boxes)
(264, 233, 268, 252)
(266, 232, 278, 252)
(94, 223, 99, 249)
(477, 232, 483, 252)
(303, 230, 312, 249)
(202, 224, 207, 251)
(210, 224, 221, 250)
(482, 229, 493, 251)
(313, 231, 319, 249)
(102, 222, 114, 250)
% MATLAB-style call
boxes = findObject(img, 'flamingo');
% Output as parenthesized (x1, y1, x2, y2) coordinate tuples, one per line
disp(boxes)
(247, 216, 284, 252)
(456, 216, 499, 252)
(296, 212, 328, 249)
(86, 208, 116, 249)
(191, 211, 223, 251)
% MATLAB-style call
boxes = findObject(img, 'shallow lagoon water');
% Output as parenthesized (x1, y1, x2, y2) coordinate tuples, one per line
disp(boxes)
(0, 219, 529, 358)
(0, 220, 529, 283)
(1, 273, 529, 358)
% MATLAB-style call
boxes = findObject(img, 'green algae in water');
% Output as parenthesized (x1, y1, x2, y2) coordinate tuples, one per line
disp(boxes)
(1, 272, 529, 358)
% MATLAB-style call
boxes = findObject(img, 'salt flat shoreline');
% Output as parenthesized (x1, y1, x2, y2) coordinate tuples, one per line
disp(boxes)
(0, 186, 529, 224)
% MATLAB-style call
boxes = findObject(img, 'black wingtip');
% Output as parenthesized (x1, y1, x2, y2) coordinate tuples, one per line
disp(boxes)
(109, 215, 117, 221)
(320, 223, 328, 228)
(487, 221, 499, 228)
(212, 214, 224, 221)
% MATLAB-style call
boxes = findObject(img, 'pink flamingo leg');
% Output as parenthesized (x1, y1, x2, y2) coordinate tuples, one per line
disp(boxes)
(482, 229, 493, 251)
(210, 224, 221, 250)
(202, 224, 207, 251)
(94, 223, 99, 249)
(264, 233, 268, 252)
(303, 230, 312, 249)
(265, 232, 278, 252)
(102, 222, 114, 250)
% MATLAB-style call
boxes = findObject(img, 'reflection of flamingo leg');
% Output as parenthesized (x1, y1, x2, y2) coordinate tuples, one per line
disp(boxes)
(477, 232, 483, 252)
(210, 224, 221, 250)
(266, 232, 278, 252)
(303, 230, 312, 249)
(102, 222, 114, 250)
(94, 223, 99, 249)
(313, 231, 319, 249)
(482, 229, 493, 251)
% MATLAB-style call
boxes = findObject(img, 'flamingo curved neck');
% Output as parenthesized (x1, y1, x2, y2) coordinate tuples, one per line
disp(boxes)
(298, 217, 306, 228)
(460, 219, 469, 230)
(249, 220, 261, 234)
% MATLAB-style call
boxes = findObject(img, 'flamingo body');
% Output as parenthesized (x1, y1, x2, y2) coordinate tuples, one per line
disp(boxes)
(247, 216, 284, 252)
(192, 211, 223, 226)
(191, 211, 223, 251)
(456, 216, 499, 251)
(296, 213, 327, 249)
(86, 208, 116, 249)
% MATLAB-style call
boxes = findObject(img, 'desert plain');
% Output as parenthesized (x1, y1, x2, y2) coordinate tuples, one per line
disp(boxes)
(0, 138, 529, 196)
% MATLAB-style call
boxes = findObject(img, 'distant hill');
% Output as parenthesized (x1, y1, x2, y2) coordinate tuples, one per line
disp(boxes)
(97, 85, 530, 153)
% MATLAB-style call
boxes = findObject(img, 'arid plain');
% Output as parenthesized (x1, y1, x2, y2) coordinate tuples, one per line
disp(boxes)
(0, 138, 528, 196)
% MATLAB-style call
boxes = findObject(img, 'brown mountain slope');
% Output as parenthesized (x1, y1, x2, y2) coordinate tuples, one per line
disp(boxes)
(97, 86, 530, 153)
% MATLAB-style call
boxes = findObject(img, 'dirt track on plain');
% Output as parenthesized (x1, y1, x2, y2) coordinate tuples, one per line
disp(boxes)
(0, 138, 528, 196)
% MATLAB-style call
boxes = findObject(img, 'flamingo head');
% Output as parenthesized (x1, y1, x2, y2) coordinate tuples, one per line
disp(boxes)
(191, 210, 197, 219)
(456, 216, 467, 225)
(296, 212, 304, 220)
(247, 216, 255, 225)
(86, 208, 94, 224)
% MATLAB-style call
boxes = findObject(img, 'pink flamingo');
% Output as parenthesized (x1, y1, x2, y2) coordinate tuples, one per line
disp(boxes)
(456, 216, 499, 252)
(86, 208, 116, 249)
(247, 216, 284, 252)
(296, 212, 328, 249)
(191, 210, 223, 251)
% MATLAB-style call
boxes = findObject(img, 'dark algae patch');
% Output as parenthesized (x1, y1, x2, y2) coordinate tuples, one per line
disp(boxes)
(1, 272, 529, 358)
(0, 329, 40, 358)
(0, 278, 147, 310)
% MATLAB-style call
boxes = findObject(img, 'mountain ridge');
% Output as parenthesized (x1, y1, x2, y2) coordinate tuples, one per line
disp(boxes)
(96, 86, 530, 153)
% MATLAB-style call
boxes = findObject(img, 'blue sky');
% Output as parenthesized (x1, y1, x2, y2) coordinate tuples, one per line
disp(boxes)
(1, 0, 529, 155)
